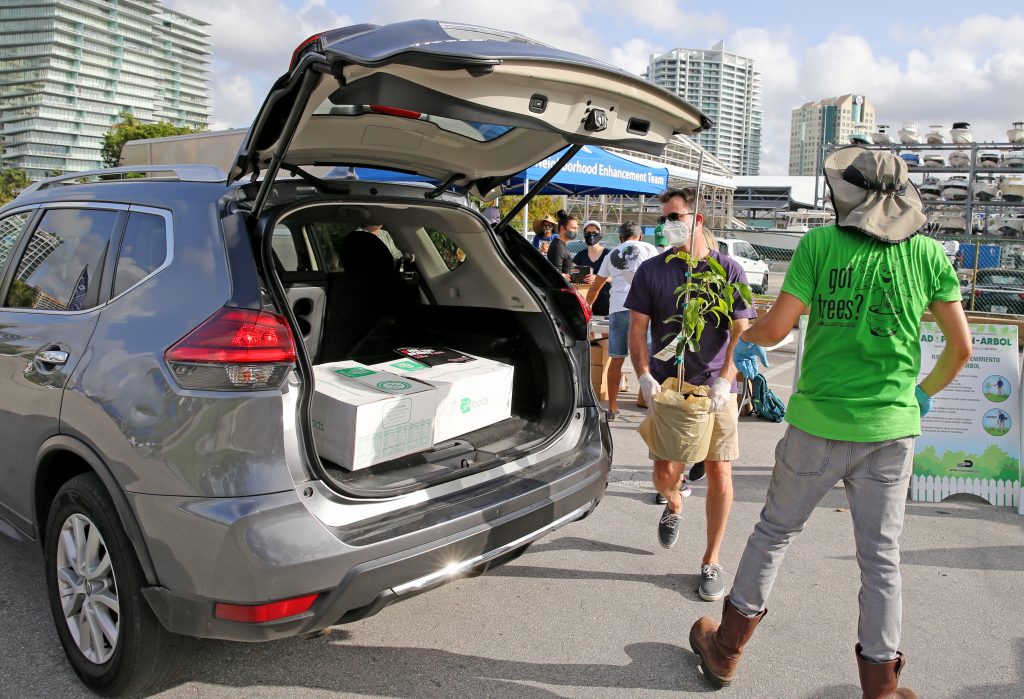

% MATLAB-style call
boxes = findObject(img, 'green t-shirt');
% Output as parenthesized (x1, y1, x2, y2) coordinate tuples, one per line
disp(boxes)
(782, 225, 962, 442)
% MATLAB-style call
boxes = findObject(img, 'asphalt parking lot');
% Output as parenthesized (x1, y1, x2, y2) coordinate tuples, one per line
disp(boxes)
(1, 350, 1022, 698)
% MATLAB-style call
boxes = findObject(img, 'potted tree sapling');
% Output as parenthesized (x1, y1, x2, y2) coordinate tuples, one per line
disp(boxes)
(639, 241, 752, 464)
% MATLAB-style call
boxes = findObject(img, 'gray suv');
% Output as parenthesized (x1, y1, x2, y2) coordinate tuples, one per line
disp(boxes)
(0, 21, 707, 696)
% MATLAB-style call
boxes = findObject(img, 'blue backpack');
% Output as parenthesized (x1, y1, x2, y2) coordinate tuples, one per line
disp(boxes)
(750, 373, 786, 423)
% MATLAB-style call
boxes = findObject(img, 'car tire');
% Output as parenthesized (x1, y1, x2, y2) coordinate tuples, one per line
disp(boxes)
(754, 274, 768, 295)
(44, 473, 186, 697)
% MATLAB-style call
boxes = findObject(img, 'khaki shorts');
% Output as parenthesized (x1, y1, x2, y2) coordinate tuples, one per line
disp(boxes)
(649, 396, 740, 463)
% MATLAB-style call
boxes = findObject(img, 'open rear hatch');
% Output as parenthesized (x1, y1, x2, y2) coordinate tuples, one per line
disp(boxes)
(233, 20, 709, 497)
(228, 20, 710, 198)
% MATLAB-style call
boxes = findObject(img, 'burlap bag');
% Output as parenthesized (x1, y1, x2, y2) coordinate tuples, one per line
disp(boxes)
(638, 378, 715, 463)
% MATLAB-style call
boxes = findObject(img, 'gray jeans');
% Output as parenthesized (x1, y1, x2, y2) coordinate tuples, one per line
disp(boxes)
(729, 425, 914, 662)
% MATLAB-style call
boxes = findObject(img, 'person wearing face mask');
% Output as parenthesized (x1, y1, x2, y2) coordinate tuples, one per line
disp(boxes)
(572, 220, 611, 316)
(531, 214, 557, 253)
(586, 221, 658, 419)
(624, 187, 755, 604)
(546, 209, 579, 280)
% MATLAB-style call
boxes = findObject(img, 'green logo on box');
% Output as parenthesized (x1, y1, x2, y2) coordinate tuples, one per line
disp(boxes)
(378, 380, 412, 391)
(336, 366, 374, 378)
(391, 360, 427, 372)
(460, 397, 472, 413)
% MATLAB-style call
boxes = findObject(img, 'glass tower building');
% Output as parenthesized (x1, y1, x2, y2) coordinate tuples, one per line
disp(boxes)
(644, 42, 762, 176)
(0, 0, 210, 180)
(789, 94, 875, 176)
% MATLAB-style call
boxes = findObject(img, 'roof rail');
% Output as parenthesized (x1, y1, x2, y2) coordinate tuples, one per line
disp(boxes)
(22, 165, 227, 194)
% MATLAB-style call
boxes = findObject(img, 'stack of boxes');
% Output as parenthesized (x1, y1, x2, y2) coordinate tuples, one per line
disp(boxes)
(590, 338, 610, 401)
(310, 351, 515, 471)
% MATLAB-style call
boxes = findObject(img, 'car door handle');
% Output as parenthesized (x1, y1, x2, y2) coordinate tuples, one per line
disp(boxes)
(36, 350, 69, 366)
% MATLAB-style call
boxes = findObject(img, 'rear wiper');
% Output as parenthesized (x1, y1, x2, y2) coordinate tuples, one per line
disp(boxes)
(281, 164, 351, 194)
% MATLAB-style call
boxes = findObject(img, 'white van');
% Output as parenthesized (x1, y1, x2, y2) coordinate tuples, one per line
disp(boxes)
(718, 238, 770, 294)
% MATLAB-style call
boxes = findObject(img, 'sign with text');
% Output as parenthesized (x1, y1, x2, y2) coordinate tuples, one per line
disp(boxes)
(911, 322, 1021, 509)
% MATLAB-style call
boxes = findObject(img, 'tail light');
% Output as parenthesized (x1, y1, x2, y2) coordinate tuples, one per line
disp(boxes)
(215, 593, 318, 623)
(555, 287, 593, 342)
(290, 33, 323, 70)
(561, 288, 594, 323)
(165, 307, 297, 391)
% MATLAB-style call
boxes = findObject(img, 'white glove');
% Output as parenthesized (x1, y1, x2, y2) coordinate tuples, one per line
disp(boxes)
(638, 373, 661, 406)
(709, 377, 731, 413)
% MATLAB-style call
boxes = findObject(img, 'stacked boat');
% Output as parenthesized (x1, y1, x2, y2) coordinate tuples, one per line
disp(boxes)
(991, 215, 1024, 237)
(871, 125, 896, 145)
(841, 120, 1024, 240)
(925, 125, 946, 145)
(951, 122, 974, 144)
(899, 121, 922, 145)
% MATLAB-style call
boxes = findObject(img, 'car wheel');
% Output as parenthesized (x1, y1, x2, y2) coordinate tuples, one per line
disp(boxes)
(44, 473, 186, 696)
(754, 274, 768, 295)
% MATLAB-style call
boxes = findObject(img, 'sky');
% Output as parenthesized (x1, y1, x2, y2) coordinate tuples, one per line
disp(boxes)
(164, 0, 1024, 175)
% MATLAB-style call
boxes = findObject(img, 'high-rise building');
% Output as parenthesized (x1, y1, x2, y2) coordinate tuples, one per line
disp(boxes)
(789, 94, 875, 176)
(645, 42, 762, 176)
(0, 0, 210, 180)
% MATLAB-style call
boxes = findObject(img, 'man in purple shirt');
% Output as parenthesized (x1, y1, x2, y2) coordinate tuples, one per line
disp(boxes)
(625, 187, 755, 602)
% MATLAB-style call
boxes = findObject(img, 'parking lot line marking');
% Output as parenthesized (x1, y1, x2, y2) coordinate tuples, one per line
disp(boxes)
(762, 359, 796, 380)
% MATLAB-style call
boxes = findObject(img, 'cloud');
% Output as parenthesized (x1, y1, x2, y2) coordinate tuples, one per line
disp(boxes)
(732, 18, 1024, 174)
(607, 0, 729, 37)
(609, 38, 658, 76)
(165, 0, 352, 127)
(726, 27, 800, 175)
(167, 0, 351, 73)
(208, 75, 258, 131)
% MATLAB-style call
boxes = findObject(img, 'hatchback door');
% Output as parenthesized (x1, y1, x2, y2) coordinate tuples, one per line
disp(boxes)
(228, 20, 710, 196)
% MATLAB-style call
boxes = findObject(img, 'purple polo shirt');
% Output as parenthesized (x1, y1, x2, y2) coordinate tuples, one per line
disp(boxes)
(624, 249, 755, 390)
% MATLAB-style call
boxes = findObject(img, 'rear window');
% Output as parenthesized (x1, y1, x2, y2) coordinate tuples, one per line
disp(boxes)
(977, 271, 1024, 286)
(5, 208, 118, 311)
(0, 211, 30, 268)
(427, 229, 466, 271)
(113, 212, 168, 296)
(312, 102, 512, 143)
(272, 224, 319, 273)
(734, 242, 758, 259)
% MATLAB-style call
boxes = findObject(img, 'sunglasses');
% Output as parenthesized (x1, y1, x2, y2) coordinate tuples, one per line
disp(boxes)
(657, 212, 701, 225)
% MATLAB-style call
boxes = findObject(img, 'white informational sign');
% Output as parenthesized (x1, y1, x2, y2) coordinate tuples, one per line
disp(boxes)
(911, 322, 1021, 509)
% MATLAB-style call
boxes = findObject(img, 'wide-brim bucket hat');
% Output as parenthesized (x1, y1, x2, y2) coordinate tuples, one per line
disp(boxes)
(823, 146, 927, 243)
(532, 214, 557, 235)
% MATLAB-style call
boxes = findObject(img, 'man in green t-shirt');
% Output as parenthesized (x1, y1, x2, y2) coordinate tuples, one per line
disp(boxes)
(687, 147, 972, 697)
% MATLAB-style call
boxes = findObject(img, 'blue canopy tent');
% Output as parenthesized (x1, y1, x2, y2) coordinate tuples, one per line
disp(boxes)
(329, 147, 669, 230)
(507, 145, 668, 196)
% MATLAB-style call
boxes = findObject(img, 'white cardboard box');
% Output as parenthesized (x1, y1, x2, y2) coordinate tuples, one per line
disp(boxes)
(372, 354, 514, 443)
(310, 362, 436, 471)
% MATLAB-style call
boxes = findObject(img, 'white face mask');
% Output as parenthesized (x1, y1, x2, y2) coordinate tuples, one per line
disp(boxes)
(662, 219, 690, 247)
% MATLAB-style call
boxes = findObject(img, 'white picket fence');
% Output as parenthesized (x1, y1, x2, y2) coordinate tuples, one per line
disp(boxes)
(910, 475, 1021, 508)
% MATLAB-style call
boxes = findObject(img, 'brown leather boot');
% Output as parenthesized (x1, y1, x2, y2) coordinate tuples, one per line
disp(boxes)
(856, 643, 918, 698)
(689, 596, 766, 688)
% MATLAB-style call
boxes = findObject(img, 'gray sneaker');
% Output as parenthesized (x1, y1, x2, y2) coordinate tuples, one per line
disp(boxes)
(657, 506, 682, 549)
(699, 563, 726, 601)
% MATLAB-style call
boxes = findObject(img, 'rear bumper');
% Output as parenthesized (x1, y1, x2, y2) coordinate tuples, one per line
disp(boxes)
(136, 409, 610, 641)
